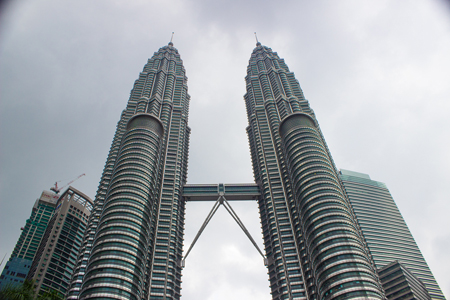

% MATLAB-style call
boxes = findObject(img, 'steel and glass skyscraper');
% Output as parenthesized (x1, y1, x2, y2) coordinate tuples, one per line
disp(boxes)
(28, 187, 93, 296)
(0, 190, 58, 289)
(339, 169, 446, 299)
(244, 42, 384, 299)
(68, 42, 190, 300)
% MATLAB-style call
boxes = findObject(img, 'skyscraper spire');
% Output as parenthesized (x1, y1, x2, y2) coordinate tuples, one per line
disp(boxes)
(254, 32, 261, 46)
(169, 31, 174, 46)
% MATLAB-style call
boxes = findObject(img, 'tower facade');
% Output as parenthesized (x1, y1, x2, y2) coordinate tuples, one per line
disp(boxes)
(244, 43, 385, 299)
(68, 42, 190, 300)
(339, 169, 446, 299)
(27, 187, 93, 296)
(0, 190, 58, 289)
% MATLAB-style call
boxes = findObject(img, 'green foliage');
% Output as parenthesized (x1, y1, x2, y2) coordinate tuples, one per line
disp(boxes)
(0, 280, 62, 300)
(0, 280, 35, 300)
(36, 289, 63, 300)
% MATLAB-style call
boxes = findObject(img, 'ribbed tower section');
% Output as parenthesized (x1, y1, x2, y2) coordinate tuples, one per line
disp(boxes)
(68, 42, 190, 300)
(245, 43, 384, 300)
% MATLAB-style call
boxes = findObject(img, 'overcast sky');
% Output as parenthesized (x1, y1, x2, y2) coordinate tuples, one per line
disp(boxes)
(0, 0, 449, 299)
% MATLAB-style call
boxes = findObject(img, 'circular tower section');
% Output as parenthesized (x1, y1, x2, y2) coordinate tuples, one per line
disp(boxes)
(279, 113, 383, 300)
(80, 113, 164, 300)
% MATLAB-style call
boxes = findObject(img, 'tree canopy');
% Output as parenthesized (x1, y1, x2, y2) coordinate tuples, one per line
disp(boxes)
(0, 280, 62, 300)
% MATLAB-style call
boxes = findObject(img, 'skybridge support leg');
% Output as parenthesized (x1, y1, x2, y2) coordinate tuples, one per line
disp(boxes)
(181, 195, 267, 267)
(181, 197, 221, 267)
(221, 197, 267, 265)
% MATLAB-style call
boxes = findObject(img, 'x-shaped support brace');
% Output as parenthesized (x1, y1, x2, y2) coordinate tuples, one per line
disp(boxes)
(181, 194, 268, 267)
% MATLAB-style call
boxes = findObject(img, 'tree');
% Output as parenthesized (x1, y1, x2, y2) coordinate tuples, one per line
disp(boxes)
(0, 280, 35, 300)
(36, 289, 63, 300)
(0, 280, 62, 300)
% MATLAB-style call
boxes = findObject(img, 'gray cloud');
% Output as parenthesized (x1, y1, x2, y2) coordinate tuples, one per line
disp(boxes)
(1, 0, 449, 298)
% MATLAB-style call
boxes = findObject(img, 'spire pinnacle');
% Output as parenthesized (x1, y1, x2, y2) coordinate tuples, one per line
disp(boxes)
(254, 32, 261, 46)
(169, 32, 174, 46)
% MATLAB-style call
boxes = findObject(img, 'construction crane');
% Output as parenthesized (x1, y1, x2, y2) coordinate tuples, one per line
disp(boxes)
(50, 173, 85, 194)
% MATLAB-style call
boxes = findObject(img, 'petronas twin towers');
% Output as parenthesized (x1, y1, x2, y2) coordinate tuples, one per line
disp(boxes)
(66, 41, 402, 300)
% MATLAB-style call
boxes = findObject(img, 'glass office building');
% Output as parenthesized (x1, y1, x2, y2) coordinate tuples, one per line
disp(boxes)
(27, 187, 93, 296)
(339, 169, 445, 299)
(378, 261, 431, 300)
(0, 190, 58, 288)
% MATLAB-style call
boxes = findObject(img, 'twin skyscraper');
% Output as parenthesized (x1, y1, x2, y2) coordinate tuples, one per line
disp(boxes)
(65, 42, 445, 300)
